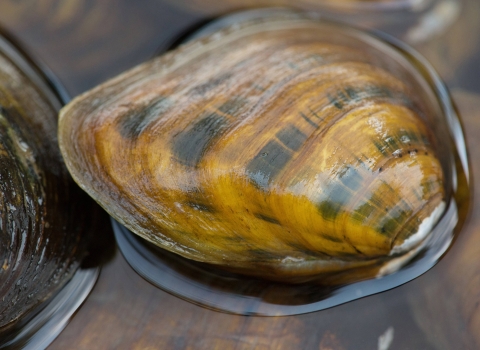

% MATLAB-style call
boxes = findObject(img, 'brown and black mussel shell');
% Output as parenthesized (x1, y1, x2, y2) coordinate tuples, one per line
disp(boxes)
(59, 9, 447, 283)
(0, 37, 95, 332)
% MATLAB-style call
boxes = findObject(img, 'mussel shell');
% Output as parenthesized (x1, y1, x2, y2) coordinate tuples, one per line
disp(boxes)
(0, 35, 94, 331)
(59, 9, 449, 282)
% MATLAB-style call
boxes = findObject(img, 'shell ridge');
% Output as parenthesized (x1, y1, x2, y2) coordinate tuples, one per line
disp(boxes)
(389, 192, 444, 251)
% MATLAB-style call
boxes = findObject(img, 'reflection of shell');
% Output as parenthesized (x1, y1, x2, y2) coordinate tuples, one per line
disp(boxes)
(0, 40, 92, 330)
(59, 10, 445, 282)
(162, 0, 471, 64)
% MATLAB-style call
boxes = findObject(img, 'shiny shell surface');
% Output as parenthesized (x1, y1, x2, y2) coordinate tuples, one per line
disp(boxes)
(0, 37, 94, 331)
(59, 10, 446, 282)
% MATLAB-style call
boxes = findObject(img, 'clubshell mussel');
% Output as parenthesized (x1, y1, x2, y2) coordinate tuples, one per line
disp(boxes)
(0, 37, 94, 332)
(59, 9, 447, 283)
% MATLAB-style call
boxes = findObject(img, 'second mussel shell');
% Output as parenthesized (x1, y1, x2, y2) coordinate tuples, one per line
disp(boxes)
(59, 8, 465, 290)
(0, 31, 101, 345)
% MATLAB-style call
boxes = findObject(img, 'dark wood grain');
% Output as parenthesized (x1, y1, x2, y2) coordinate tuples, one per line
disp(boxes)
(0, 1, 479, 349)
(49, 249, 440, 349)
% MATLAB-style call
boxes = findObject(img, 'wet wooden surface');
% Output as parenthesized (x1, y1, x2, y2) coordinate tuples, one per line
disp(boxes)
(0, 0, 479, 349)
